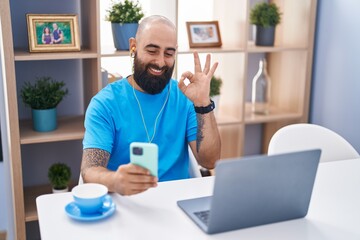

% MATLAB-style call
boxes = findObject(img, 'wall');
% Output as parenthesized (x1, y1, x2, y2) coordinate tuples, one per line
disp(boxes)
(310, 0, 360, 152)
(0, 162, 6, 231)
(0, 20, 14, 239)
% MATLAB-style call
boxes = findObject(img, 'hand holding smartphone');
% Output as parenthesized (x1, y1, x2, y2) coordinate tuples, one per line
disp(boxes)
(130, 142, 158, 177)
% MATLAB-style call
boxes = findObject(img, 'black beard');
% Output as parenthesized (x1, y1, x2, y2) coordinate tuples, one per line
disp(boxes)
(133, 53, 175, 94)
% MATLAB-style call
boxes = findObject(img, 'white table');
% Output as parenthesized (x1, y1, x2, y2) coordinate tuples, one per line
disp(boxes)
(37, 158, 360, 240)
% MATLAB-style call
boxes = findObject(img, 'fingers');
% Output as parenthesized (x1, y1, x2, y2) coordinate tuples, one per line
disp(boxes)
(193, 52, 217, 77)
(208, 61, 219, 77)
(203, 54, 211, 74)
(180, 71, 195, 82)
(193, 51, 202, 73)
(115, 164, 158, 196)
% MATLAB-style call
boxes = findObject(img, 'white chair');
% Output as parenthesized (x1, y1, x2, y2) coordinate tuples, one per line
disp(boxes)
(188, 146, 202, 178)
(268, 123, 359, 162)
(79, 146, 201, 184)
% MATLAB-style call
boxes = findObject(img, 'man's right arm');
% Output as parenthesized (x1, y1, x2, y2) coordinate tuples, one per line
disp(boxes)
(81, 148, 158, 195)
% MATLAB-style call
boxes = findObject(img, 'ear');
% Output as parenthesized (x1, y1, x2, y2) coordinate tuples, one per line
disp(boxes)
(129, 38, 136, 52)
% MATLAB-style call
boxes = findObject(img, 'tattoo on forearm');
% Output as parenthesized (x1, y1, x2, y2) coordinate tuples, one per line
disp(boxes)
(81, 148, 110, 179)
(196, 114, 205, 152)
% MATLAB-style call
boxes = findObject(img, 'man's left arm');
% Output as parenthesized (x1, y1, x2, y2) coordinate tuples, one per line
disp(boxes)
(189, 111, 220, 169)
(179, 51, 221, 169)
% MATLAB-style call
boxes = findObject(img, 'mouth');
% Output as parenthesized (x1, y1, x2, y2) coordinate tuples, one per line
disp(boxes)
(148, 66, 165, 76)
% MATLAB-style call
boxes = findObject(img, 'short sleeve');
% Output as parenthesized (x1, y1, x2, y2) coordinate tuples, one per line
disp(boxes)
(82, 97, 115, 153)
(186, 103, 197, 142)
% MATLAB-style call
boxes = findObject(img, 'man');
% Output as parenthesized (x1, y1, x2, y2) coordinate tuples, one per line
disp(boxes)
(52, 23, 63, 44)
(81, 15, 221, 196)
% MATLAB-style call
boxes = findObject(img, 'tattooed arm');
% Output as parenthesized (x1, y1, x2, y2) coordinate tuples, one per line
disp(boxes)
(81, 148, 158, 195)
(189, 111, 221, 169)
(178, 52, 221, 169)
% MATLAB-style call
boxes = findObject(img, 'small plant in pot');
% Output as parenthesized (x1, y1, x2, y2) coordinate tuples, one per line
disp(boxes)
(20, 76, 68, 132)
(48, 163, 71, 193)
(210, 75, 223, 116)
(250, 2, 281, 46)
(105, 0, 144, 50)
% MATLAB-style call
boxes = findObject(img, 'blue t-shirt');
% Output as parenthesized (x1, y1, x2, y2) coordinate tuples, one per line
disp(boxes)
(83, 78, 197, 181)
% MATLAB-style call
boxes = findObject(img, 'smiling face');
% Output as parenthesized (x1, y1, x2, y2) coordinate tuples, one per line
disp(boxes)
(130, 16, 177, 94)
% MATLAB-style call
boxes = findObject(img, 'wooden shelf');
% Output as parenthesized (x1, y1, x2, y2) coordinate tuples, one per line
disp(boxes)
(100, 45, 246, 57)
(24, 182, 77, 222)
(20, 115, 85, 144)
(216, 115, 242, 126)
(14, 49, 98, 61)
(24, 184, 52, 222)
(101, 46, 129, 57)
(244, 103, 301, 124)
(247, 42, 307, 53)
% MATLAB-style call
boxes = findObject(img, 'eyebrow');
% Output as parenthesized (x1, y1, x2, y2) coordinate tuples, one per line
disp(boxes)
(145, 44, 176, 52)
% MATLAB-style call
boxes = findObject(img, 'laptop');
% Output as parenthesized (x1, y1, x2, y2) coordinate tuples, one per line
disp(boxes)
(177, 149, 321, 234)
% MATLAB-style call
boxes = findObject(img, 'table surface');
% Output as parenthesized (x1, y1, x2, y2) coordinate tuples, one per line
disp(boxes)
(36, 158, 360, 240)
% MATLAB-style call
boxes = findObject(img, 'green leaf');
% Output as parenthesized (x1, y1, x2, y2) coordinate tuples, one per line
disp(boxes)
(48, 163, 71, 189)
(210, 76, 223, 97)
(20, 76, 68, 109)
(250, 2, 281, 27)
(105, 0, 144, 23)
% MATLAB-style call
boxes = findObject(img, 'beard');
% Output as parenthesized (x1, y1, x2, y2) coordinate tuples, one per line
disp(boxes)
(133, 53, 175, 94)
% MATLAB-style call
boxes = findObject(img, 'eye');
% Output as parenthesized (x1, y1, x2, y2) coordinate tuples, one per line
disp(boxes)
(165, 51, 175, 57)
(147, 50, 156, 55)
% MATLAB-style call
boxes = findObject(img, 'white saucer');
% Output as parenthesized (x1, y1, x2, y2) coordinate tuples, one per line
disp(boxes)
(65, 196, 116, 221)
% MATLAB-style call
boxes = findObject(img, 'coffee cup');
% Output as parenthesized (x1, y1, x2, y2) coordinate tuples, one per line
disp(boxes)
(71, 183, 110, 214)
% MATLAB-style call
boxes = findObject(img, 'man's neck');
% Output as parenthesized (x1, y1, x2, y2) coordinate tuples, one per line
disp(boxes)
(127, 75, 145, 93)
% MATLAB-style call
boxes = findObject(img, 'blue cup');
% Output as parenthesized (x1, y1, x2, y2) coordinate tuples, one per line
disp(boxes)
(72, 183, 109, 214)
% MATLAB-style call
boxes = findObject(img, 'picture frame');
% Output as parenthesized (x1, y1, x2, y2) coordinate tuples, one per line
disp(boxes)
(26, 14, 80, 53)
(186, 21, 222, 48)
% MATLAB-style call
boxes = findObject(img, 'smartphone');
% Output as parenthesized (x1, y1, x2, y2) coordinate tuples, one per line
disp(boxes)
(130, 142, 158, 177)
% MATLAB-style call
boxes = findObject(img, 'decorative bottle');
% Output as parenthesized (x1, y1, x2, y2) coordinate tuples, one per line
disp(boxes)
(251, 58, 271, 114)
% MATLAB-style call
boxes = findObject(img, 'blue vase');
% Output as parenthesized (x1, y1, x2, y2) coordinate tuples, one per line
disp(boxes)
(32, 108, 57, 132)
(111, 23, 139, 50)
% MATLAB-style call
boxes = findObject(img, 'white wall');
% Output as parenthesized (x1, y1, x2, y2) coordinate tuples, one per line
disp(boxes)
(310, 0, 360, 152)
(0, 17, 14, 239)
(0, 162, 6, 231)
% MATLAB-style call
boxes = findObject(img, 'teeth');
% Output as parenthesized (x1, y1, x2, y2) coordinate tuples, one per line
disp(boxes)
(150, 67, 162, 73)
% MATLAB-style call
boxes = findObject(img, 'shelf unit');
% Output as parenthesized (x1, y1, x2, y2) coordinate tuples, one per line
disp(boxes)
(0, 0, 317, 239)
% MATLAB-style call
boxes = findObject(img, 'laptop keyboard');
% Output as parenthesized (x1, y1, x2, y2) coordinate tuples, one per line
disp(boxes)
(194, 210, 210, 225)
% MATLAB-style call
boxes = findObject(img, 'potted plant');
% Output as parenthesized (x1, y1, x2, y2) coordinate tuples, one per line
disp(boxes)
(250, 2, 281, 46)
(105, 0, 144, 50)
(210, 75, 223, 115)
(20, 76, 68, 132)
(48, 163, 71, 193)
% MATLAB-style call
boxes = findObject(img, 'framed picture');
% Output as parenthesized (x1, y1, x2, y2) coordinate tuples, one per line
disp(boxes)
(186, 21, 222, 48)
(26, 14, 80, 53)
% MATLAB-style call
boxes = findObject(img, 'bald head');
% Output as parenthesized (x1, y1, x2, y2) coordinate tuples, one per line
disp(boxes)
(136, 15, 176, 41)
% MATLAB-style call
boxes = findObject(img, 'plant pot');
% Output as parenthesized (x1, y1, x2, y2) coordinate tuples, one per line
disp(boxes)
(111, 23, 139, 50)
(255, 26, 275, 46)
(32, 108, 57, 132)
(52, 186, 69, 194)
(211, 95, 220, 116)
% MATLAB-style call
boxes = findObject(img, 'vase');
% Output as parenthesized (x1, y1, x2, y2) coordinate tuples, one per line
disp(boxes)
(251, 58, 271, 114)
(255, 26, 275, 46)
(111, 23, 139, 50)
(52, 186, 69, 194)
(32, 108, 57, 132)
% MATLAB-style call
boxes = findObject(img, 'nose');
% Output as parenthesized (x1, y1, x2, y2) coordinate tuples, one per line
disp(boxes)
(153, 54, 166, 68)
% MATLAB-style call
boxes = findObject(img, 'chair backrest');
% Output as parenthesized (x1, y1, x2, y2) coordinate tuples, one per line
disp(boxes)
(79, 146, 201, 184)
(188, 146, 202, 178)
(268, 123, 359, 162)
